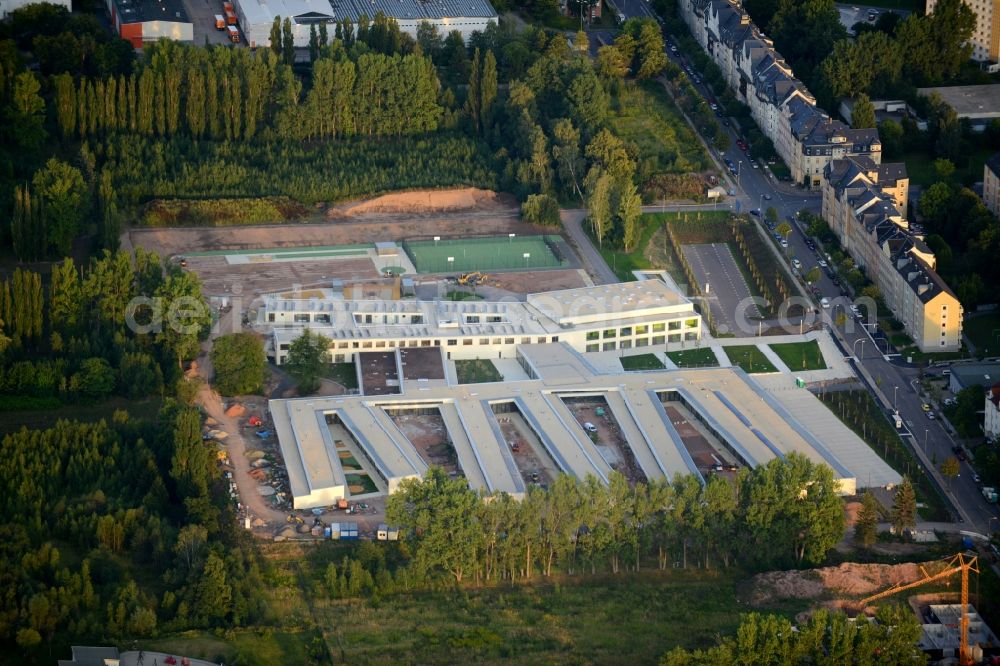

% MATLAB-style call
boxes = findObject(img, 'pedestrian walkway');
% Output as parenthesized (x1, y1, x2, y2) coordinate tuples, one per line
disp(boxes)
(757, 343, 790, 373)
(711, 346, 732, 367)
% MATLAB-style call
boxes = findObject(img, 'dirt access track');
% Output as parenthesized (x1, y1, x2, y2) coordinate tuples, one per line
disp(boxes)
(123, 188, 534, 259)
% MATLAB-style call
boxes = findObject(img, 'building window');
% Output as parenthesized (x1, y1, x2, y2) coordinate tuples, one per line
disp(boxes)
(463, 339, 473, 345)
(362, 341, 372, 348)
(668, 321, 681, 330)
(493, 338, 502, 344)
(448, 339, 457, 346)
(294, 313, 310, 323)
(552, 336, 558, 342)
(635, 325, 648, 335)
(636, 338, 648, 347)
(603, 341, 616, 351)
(620, 326, 633, 337)
(467, 315, 480, 323)
(315, 314, 330, 324)
(586, 331, 599, 341)
(586, 343, 599, 352)
(480, 338, 489, 345)
(412, 315, 423, 324)
(505, 338, 514, 344)
(620, 340, 632, 349)
(338, 342, 348, 349)
(537, 337, 545, 344)
(603, 329, 616, 338)
(268, 313, 275, 322)
(487, 316, 502, 323)
(668, 333, 682, 343)
(376, 341, 385, 348)
(652, 335, 665, 345)
(421, 340, 431, 347)
(522, 337, 531, 344)
(652, 323, 665, 333)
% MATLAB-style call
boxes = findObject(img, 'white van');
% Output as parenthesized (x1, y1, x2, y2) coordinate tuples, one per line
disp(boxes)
(583, 422, 598, 433)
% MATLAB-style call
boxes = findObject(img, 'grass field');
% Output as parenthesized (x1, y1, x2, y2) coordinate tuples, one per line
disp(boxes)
(610, 81, 711, 175)
(404, 235, 565, 274)
(621, 353, 666, 371)
(455, 359, 503, 384)
(666, 347, 719, 368)
(769, 341, 827, 371)
(722, 345, 778, 373)
(964, 312, 1000, 357)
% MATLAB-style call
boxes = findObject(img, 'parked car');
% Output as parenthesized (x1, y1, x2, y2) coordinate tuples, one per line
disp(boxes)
(750, 208, 761, 216)
(583, 422, 598, 433)
(780, 239, 788, 248)
(818, 259, 827, 268)
(763, 193, 772, 200)
(921, 403, 931, 412)
(820, 297, 830, 308)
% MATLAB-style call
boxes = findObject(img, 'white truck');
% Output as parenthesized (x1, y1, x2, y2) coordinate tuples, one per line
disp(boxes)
(892, 412, 902, 429)
(983, 486, 998, 503)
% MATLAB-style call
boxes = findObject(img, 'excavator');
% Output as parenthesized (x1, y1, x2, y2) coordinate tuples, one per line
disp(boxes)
(855, 552, 979, 666)
(457, 272, 488, 286)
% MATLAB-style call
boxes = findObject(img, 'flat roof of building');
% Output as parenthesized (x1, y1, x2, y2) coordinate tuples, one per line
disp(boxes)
(271, 343, 899, 508)
(917, 85, 1000, 119)
(949, 362, 1000, 388)
(112, 0, 189, 23)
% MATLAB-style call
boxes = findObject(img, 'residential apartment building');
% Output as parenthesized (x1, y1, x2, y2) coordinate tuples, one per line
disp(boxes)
(823, 157, 963, 352)
(984, 152, 1000, 217)
(926, 0, 1000, 70)
(680, 0, 881, 187)
(260, 280, 703, 365)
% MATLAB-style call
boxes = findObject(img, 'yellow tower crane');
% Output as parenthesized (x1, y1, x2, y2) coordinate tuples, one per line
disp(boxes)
(856, 552, 979, 666)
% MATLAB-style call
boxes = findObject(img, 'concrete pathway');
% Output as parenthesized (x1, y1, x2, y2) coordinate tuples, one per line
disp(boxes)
(757, 343, 790, 373)
(711, 346, 732, 367)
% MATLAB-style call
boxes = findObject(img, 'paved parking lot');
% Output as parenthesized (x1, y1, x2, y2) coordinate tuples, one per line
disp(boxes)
(681, 242, 760, 336)
(182, 0, 240, 46)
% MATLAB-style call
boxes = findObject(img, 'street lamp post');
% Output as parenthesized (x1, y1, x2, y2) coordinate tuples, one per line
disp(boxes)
(853, 338, 866, 360)
(737, 161, 742, 189)
(893, 385, 899, 412)
(924, 428, 929, 455)
(523, 252, 530, 269)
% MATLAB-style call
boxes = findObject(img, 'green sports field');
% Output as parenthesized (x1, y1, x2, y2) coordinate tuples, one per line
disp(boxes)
(403, 235, 566, 273)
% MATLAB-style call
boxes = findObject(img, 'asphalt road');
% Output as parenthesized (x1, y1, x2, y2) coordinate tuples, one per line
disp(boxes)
(682, 242, 761, 335)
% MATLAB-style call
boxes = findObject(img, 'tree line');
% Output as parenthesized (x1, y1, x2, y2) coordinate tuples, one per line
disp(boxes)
(0, 250, 209, 405)
(386, 454, 846, 586)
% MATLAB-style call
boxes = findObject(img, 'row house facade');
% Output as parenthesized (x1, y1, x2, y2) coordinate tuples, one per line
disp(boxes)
(680, 0, 881, 187)
(823, 157, 963, 352)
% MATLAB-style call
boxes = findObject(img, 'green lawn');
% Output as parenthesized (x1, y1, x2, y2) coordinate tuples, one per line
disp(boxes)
(621, 353, 666, 371)
(964, 312, 1000, 358)
(666, 347, 719, 368)
(609, 81, 711, 175)
(455, 359, 503, 384)
(323, 362, 359, 389)
(769, 341, 827, 371)
(722, 345, 778, 373)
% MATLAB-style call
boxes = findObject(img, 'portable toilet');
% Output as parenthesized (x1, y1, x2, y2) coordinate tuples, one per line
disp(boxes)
(330, 522, 341, 540)
(377, 524, 388, 541)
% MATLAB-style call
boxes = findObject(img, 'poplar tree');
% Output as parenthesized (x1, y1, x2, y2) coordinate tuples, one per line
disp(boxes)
(282, 18, 294, 65)
(137, 69, 154, 135)
(205, 64, 220, 139)
(76, 78, 89, 139)
(309, 24, 318, 62)
(53, 73, 76, 138)
(480, 49, 497, 133)
(465, 48, 481, 133)
(269, 16, 282, 56)
(186, 69, 206, 138)
(165, 67, 181, 135)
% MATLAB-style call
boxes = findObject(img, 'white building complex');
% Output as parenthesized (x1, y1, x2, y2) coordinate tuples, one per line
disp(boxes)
(262, 279, 703, 365)
(269, 342, 900, 509)
(233, 0, 497, 47)
(679, 0, 881, 187)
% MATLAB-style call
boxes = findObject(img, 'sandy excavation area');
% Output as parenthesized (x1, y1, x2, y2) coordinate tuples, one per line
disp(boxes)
(124, 188, 534, 259)
(742, 561, 946, 608)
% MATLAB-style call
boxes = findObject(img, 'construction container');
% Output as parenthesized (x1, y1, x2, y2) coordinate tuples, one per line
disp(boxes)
(337, 498, 349, 510)
(323, 526, 332, 539)
(330, 523, 341, 540)
(227, 25, 239, 42)
(225, 9, 237, 24)
(387, 527, 399, 541)
(214, 14, 225, 29)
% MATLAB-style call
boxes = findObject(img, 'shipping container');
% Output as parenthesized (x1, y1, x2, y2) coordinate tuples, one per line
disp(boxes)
(227, 25, 239, 42)
(214, 14, 225, 29)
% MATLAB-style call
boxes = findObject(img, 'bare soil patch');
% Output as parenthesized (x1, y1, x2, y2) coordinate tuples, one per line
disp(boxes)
(743, 562, 944, 607)
(566, 400, 646, 485)
(327, 188, 516, 218)
(487, 268, 590, 294)
(389, 411, 460, 475)
(498, 411, 559, 486)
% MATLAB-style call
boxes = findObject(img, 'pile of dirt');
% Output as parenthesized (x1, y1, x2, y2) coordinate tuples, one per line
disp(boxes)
(329, 188, 505, 217)
(745, 562, 941, 607)
(225, 403, 246, 417)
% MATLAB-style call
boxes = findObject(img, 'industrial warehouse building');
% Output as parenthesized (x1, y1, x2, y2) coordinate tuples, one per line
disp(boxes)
(262, 279, 704, 365)
(233, 0, 497, 48)
(106, 0, 193, 47)
(270, 343, 901, 509)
